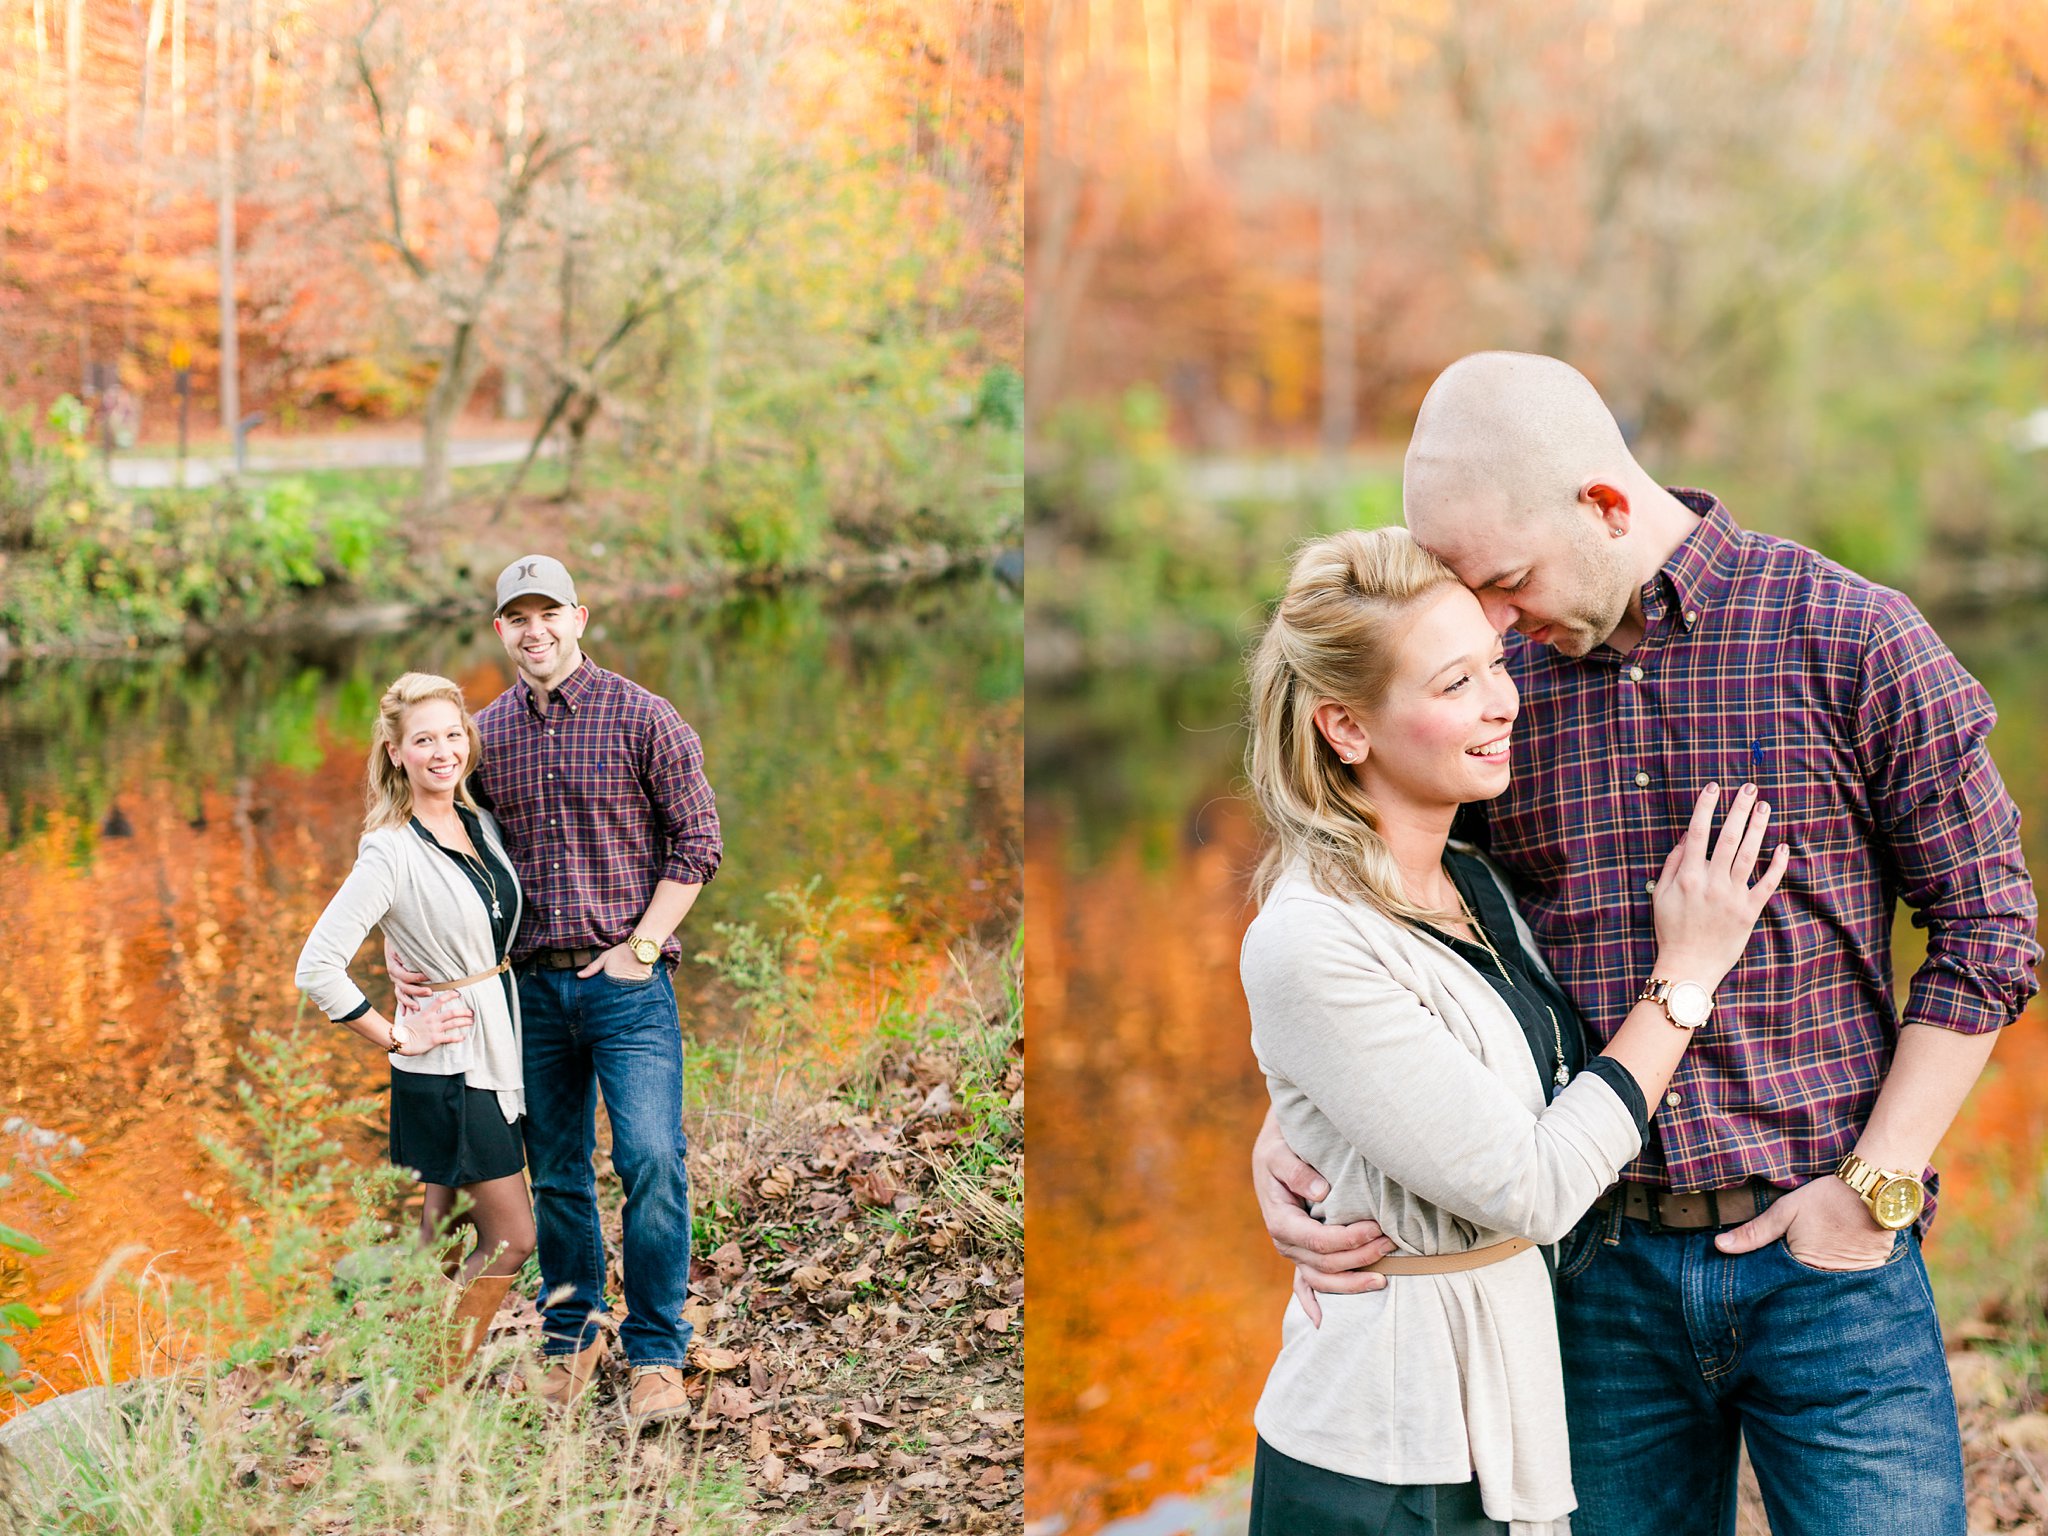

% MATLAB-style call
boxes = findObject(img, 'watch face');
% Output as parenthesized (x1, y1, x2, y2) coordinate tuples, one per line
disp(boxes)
(1873, 1176, 1924, 1230)
(1668, 982, 1712, 1029)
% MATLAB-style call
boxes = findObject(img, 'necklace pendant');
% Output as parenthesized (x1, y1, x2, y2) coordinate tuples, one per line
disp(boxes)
(1555, 1063, 1571, 1087)
(492, 899, 503, 919)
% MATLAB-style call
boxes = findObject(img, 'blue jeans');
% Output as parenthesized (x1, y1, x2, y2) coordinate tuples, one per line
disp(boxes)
(518, 963, 692, 1369)
(1554, 1198, 1964, 1536)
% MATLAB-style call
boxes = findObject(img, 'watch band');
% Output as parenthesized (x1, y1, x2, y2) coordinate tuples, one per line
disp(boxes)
(1637, 977, 1711, 1030)
(1836, 1151, 1926, 1230)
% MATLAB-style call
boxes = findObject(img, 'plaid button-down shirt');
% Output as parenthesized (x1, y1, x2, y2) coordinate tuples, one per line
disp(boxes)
(474, 656, 721, 963)
(1473, 491, 2039, 1216)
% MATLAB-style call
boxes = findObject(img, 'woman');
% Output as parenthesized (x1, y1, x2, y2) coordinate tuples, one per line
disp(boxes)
(1239, 528, 1789, 1535)
(294, 672, 535, 1379)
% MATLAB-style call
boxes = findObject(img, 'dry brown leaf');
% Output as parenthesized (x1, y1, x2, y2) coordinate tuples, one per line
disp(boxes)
(689, 1340, 748, 1372)
(793, 1264, 834, 1292)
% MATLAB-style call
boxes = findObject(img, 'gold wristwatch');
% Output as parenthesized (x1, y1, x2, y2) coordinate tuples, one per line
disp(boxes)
(627, 934, 661, 966)
(1637, 977, 1713, 1031)
(1836, 1152, 1925, 1231)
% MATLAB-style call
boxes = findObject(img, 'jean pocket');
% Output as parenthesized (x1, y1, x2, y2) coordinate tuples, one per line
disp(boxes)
(598, 967, 657, 990)
(1555, 1216, 1605, 1283)
(1775, 1228, 1908, 1274)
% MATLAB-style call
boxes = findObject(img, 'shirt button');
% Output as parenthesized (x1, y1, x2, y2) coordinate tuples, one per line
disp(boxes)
(548, 729, 555, 737)
(1684, 609, 1699, 626)
(1628, 666, 1645, 682)
(1665, 1091, 1682, 1108)
(1644, 879, 1657, 894)
(1634, 771, 1651, 787)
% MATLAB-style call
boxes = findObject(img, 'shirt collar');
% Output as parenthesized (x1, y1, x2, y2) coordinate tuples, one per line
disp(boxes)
(521, 653, 602, 719)
(1651, 488, 1742, 635)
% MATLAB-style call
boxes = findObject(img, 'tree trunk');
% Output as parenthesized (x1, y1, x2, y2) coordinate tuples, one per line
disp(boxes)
(563, 390, 599, 503)
(216, 0, 238, 436)
(418, 321, 488, 515)
(1319, 163, 1357, 459)
(64, 0, 83, 175)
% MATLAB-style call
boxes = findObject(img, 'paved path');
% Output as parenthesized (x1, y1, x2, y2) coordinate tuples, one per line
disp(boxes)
(108, 431, 554, 489)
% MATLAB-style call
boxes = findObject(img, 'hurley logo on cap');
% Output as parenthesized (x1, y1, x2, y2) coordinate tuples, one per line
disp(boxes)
(495, 554, 579, 614)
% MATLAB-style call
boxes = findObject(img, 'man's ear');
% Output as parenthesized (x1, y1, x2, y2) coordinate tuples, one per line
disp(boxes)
(1582, 478, 1631, 539)
(1312, 701, 1370, 766)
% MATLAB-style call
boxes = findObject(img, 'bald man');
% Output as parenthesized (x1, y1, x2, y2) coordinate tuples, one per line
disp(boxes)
(1252, 353, 2039, 1535)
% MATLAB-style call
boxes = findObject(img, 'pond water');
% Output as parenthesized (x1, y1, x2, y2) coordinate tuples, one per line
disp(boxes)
(0, 574, 1021, 1402)
(1024, 603, 2048, 1535)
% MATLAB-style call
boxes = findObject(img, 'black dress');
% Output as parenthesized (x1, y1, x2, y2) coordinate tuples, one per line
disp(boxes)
(388, 806, 525, 1187)
(1247, 850, 1647, 1536)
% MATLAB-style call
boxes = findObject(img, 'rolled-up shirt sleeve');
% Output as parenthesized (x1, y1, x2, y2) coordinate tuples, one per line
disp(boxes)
(640, 701, 722, 886)
(294, 835, 397, 1023)
(1855, 595, 2041, 1034)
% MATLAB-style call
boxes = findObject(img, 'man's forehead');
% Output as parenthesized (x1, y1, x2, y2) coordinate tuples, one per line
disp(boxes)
(1406, 515, 1521, 586)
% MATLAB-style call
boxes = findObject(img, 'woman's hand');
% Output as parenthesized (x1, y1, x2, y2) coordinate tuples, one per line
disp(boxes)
(1651, 782, 1792, 995)
(395, 990, 473, 1055)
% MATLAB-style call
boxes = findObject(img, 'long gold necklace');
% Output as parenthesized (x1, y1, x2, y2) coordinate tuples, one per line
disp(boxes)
(423, 813, 504, 921)
(1452, 879, 1570, 1089)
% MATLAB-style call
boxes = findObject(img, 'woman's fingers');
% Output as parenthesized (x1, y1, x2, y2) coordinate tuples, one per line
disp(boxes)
(1683, 783, 1721, 868)
(1734, 798, 1772, 880)
(1710, 784, 1757, 869)
(1750, 842, 1793, 908)
(1657, 829, 1688, 886)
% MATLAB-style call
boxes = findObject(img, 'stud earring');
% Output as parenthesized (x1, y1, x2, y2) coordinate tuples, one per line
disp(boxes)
(1610, 528, 1625, 539)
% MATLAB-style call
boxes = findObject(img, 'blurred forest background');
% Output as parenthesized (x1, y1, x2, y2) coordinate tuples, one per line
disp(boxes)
(1026, 0, 2048, 671)
(1023, 4, 2048, 1534)
(0, 0, 1022, 648)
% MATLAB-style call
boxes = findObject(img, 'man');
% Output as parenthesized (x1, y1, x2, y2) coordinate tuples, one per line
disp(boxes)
(393, 554, 721, 1426)
(1252, 353, 2038, 1534)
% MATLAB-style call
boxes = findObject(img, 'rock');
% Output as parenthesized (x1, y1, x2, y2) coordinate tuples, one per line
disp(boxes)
(1996, 1412, 2048, 1456)
(0, 1384, 126, 1488)
(1949, 1351, 2012, 1412)
(331, 1242, 409, 1298)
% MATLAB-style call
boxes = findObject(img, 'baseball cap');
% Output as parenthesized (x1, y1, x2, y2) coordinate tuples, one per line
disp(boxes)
(495, 555, 579, 614)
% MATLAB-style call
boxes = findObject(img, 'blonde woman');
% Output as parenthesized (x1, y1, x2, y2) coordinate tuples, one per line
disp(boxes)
(1239, 528, 1789, 1535)
(295, 672, 534, 1377)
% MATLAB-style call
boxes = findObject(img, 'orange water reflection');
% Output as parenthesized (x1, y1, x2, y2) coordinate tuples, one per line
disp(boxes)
(1025, 798, 1286, 1531)
(0, 580, 1021, 1406)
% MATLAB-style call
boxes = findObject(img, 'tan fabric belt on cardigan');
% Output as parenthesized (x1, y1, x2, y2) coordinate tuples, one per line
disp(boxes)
(1364, 1236, 1536, 1275)
(427, 956, 512, 992)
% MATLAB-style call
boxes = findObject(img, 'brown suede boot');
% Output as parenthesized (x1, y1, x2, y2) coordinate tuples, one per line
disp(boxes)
(623, 1364, 692, 1430)
(512, 1334, 607, 1408)
(440, 1273, 515, 1385)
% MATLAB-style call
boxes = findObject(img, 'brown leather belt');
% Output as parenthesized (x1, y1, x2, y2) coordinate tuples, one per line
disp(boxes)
(522, 947, 603, 971)
(1594, 1180, 1770, 1230)
(1365, 1237, 1535, 1275)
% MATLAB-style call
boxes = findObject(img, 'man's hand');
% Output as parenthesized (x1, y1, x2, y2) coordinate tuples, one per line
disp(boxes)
(385, 943, 432, 1013)
(578, 943, 654, 983)
(1714, 1175, 1897, 1269)
(1253, 1109, 1395, 1326)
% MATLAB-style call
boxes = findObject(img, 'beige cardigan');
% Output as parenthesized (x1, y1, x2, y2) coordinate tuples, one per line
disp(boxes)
(294, 815, 525, 1123)
(1241, 860, 1643, 1535)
